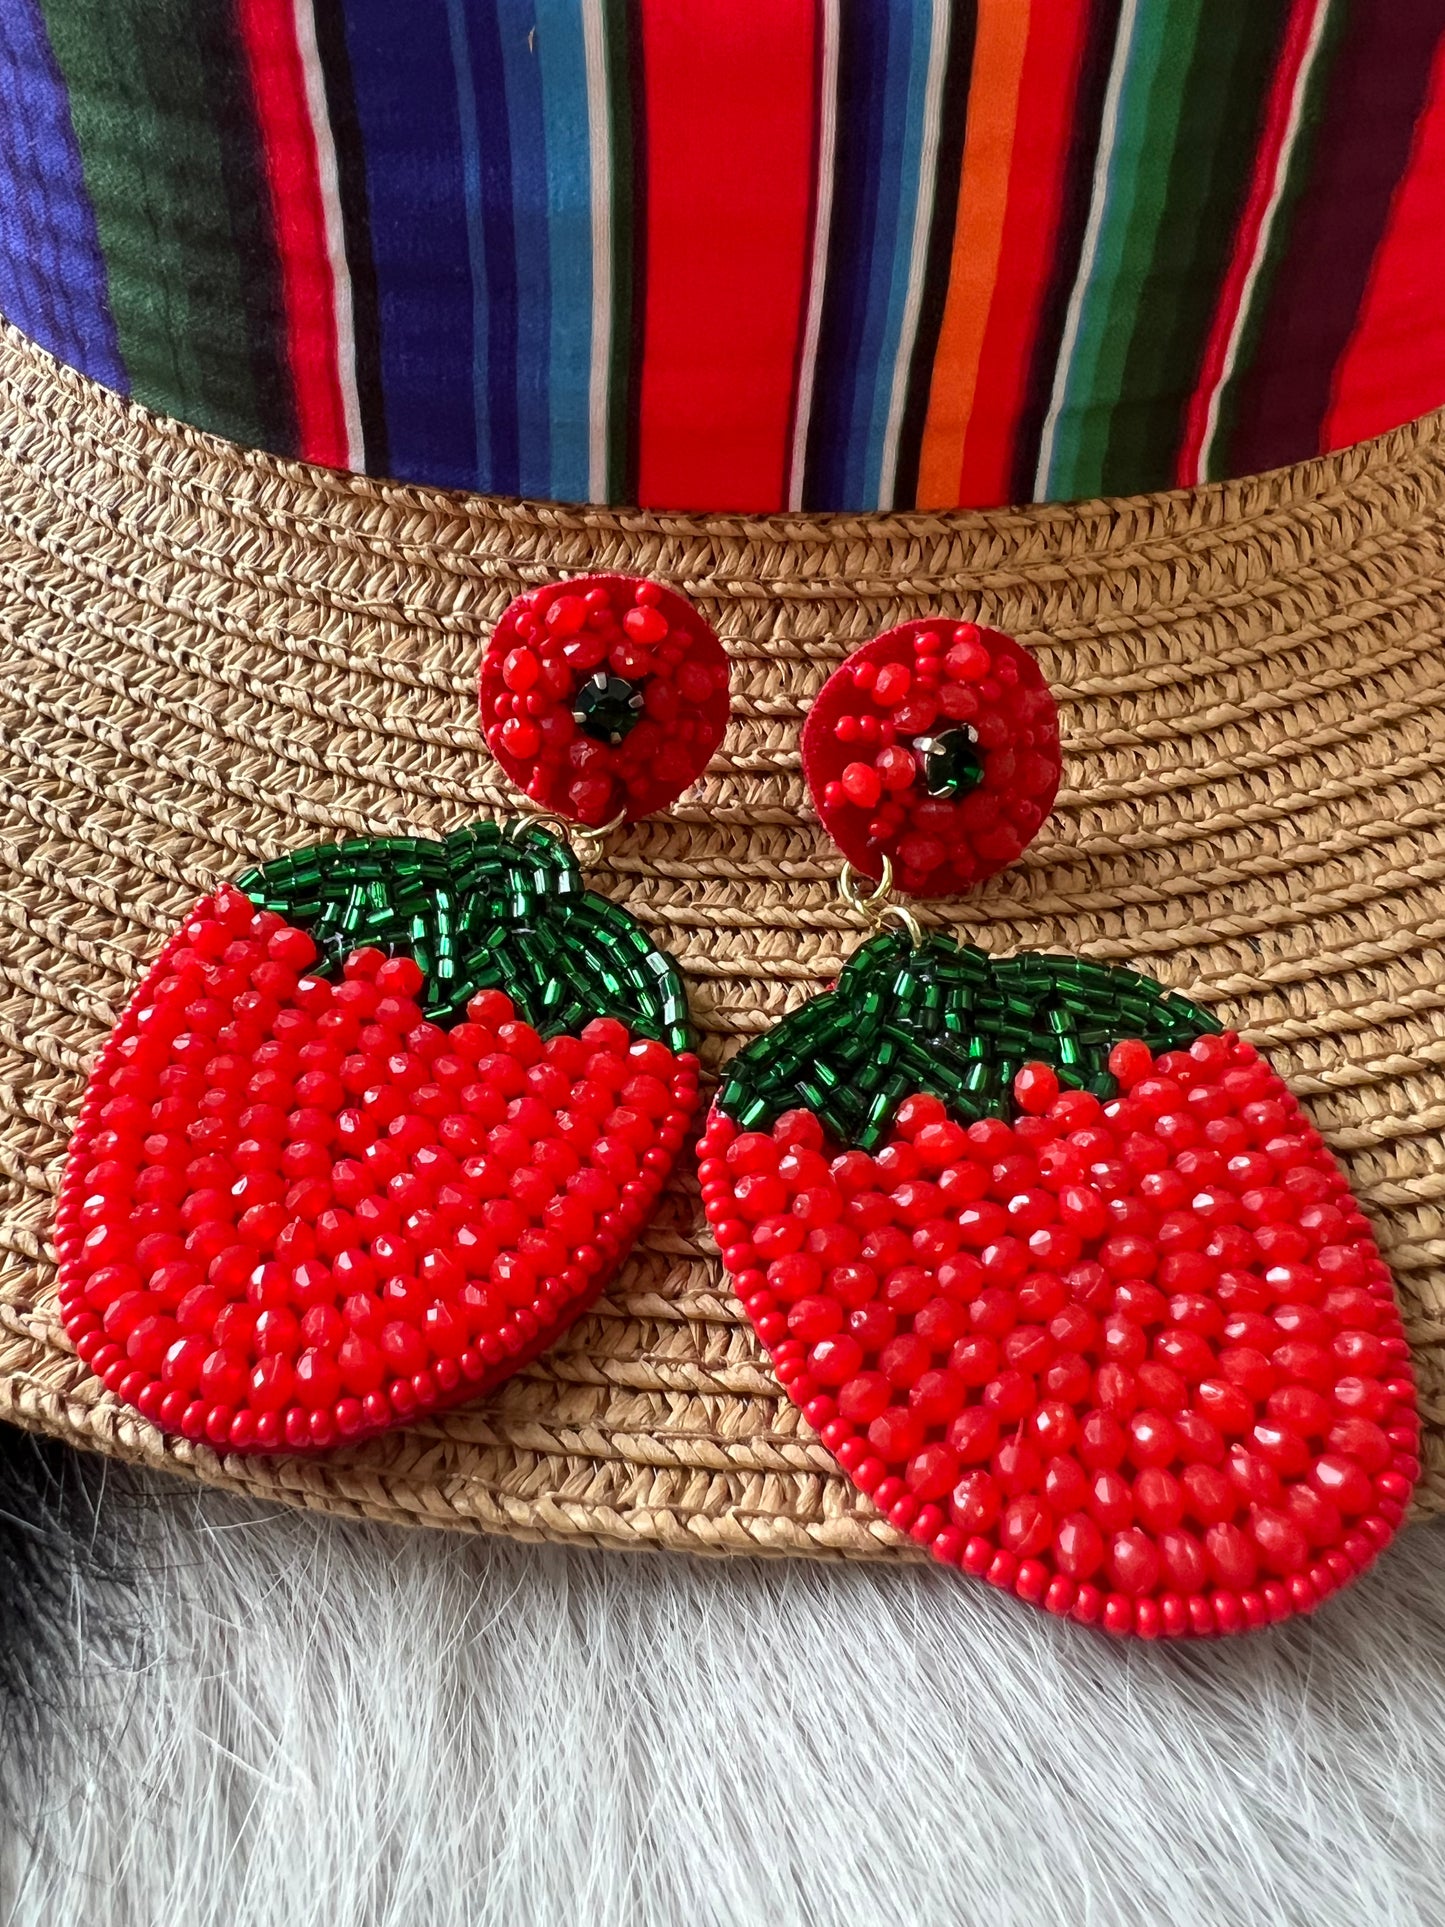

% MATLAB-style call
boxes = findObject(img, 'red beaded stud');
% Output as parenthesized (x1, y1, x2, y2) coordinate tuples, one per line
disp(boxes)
(480, 574, 730, 825)
(801, 619, 1060, 898)
(700, 1034, 1419, 1637)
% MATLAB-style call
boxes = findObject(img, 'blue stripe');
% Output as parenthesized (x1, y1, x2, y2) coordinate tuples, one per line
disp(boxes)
(339, 0, 477, 489)
(532, 0, 592, 503)
(851, 0, 931, 506)
(803, 0, 897, 509)
(865, 1, 939, 497)
(804, 0, 945, 508)
(0, 0, 123, 388)
(848, 0, 923, 501)
(497, 0, 554, 499)
(447, 0, 499, 487)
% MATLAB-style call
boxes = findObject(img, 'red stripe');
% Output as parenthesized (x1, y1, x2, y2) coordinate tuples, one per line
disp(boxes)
(1176, 0, 1324, 487)
(635, 0, 817, 512)
(1325, 31, 1445, 448)
(235, 0, 348, 467)
(956, 0, 1090, 511)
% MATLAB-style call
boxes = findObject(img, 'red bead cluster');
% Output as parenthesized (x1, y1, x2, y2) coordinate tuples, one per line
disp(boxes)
(701, 1033, 1419, 1637)
(55, 890, 699, 1455)
(480, 574, 730, 825)
(800, 620, 1060, 899)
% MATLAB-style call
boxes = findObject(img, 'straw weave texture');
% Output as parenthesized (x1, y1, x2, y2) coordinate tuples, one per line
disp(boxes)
(1, 320, 1442, 1556)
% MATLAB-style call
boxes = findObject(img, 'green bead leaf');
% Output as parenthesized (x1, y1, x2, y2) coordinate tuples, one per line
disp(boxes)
(236, 822, 691, 1050)
(719, 933, 1219, 1149)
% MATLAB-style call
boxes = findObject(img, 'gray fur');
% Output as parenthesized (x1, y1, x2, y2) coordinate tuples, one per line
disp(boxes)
(3, 1462, 1444, 1926)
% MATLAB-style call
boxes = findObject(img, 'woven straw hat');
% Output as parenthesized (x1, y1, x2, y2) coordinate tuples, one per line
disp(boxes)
(1, 318, 1442, 1557)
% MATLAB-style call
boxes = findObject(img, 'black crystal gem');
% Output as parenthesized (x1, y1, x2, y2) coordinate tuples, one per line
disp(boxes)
(572, 672, 646, 745)
(913, 726, 984, 799)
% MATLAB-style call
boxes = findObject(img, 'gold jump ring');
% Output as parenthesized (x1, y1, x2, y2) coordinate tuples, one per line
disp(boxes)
(838, 858, 922, 944)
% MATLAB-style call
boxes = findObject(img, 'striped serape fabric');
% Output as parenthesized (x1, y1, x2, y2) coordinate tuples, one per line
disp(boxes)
(3, 0, 1444, 512)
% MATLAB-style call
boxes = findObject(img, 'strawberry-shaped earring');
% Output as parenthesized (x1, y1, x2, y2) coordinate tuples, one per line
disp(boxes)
(56, 575, 726, 1457)
(700, 618, 1420, 1638)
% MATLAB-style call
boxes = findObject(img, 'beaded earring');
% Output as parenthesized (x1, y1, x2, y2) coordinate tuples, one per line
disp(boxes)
(699, 618, 1419, 1638)
(55, 575, 725, 1458)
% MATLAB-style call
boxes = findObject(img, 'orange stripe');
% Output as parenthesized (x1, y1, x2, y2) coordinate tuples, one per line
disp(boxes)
(916, 0, 1031, 510)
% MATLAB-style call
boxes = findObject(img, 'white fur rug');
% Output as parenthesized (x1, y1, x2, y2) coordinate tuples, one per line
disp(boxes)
(4, 1442, 1445, 1927)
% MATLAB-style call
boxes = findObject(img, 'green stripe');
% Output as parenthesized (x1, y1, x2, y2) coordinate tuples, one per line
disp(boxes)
(37, 0, 268, 446)
(1205, 0, 1347, 482)
(1103, 2, 1290, 493)
(1048, 0, 1206, 498)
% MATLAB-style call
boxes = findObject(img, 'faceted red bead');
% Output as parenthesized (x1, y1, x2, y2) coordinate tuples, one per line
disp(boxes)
(1110, 1528, 1161, 1595)
(1001, 1496, 1053, 1558)
(1311, 1452, 1375, 1515)
(948, 1407, 1001, 1465)
(1013, 1063, 1060, 1116)
(1251, 1507, 1310, 1576)
(907, 1443, 961, 1500)
(1205, 1523, 1258, 1591)
(1158, 1527, 1208, 1593)
(869, 1406, 926, 1461)
(839, 1371, 892, 1425)
(1054, 1513, 1105, 1579)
